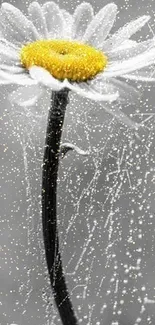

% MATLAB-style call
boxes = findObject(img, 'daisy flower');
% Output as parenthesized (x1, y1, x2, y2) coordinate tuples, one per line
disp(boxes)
(1, 1, 155, 127)
(2, 3, 155, 325)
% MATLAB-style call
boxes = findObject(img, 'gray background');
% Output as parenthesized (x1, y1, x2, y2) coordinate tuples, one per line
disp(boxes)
(1, 0, 155, 325)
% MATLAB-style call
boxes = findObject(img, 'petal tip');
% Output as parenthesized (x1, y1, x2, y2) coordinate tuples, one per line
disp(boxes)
(109, 91, 119, 102)
(1, 2, 14, 10)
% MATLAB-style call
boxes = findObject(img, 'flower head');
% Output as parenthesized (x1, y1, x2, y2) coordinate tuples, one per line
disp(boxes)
(0, 1, 155, 126)
(20, 39, 107, 81)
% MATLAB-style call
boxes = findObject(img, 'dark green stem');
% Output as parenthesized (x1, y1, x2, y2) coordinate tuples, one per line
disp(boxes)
(42, 89, 78, 325)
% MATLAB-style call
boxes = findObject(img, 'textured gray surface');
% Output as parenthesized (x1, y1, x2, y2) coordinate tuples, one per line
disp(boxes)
(1, 1, 155, 325)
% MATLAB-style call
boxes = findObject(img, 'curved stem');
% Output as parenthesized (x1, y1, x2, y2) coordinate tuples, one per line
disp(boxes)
(42, 89, 78, 325)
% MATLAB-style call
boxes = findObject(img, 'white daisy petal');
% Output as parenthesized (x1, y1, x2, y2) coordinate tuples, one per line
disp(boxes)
(42, 1, 65, 38)
(115, 40, 137, 51)
(15, 75, 38, 86)
(72, 3, 94, 40)
(90, 78, 118, 95)
(9, 84, 43, 107)
(83, 3, 117, 48)
(123, 74, 155, 82)
(0, 77, 12, 85)
(29, 66, 65, 90)
(64, 79, 119, 102)
(28, 2, 48, 39)
(91, 77, 141, 104)
(61, 9, 73, 24)
(102, 47, 155, 77)
(103, 103, 140, 129)
(0, 3, 40, 44)
(61, 9, 73, 39)
(122, 66, 155, 82)
(0, 64, 25, 73)
(0, 69, 37, 85)
(0, 44, 19, 65)
(108, 38, 155, 61)
(109, 78, 141, 104)
(0, 38, 20, 50)
(102, 15, 150, 51)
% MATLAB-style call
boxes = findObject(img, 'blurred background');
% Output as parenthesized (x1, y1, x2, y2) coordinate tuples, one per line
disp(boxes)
(1, 0, 155, 324)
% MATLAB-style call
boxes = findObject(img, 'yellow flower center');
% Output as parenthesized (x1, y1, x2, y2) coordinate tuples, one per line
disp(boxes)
(20, 40, 108, 82)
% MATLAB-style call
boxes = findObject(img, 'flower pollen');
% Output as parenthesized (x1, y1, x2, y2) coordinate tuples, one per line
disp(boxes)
(20, 40, 107, 82)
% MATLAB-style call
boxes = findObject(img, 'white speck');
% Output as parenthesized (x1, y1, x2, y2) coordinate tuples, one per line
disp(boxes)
(141, 286, 146, 291)
(117, 310, 122, 315)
